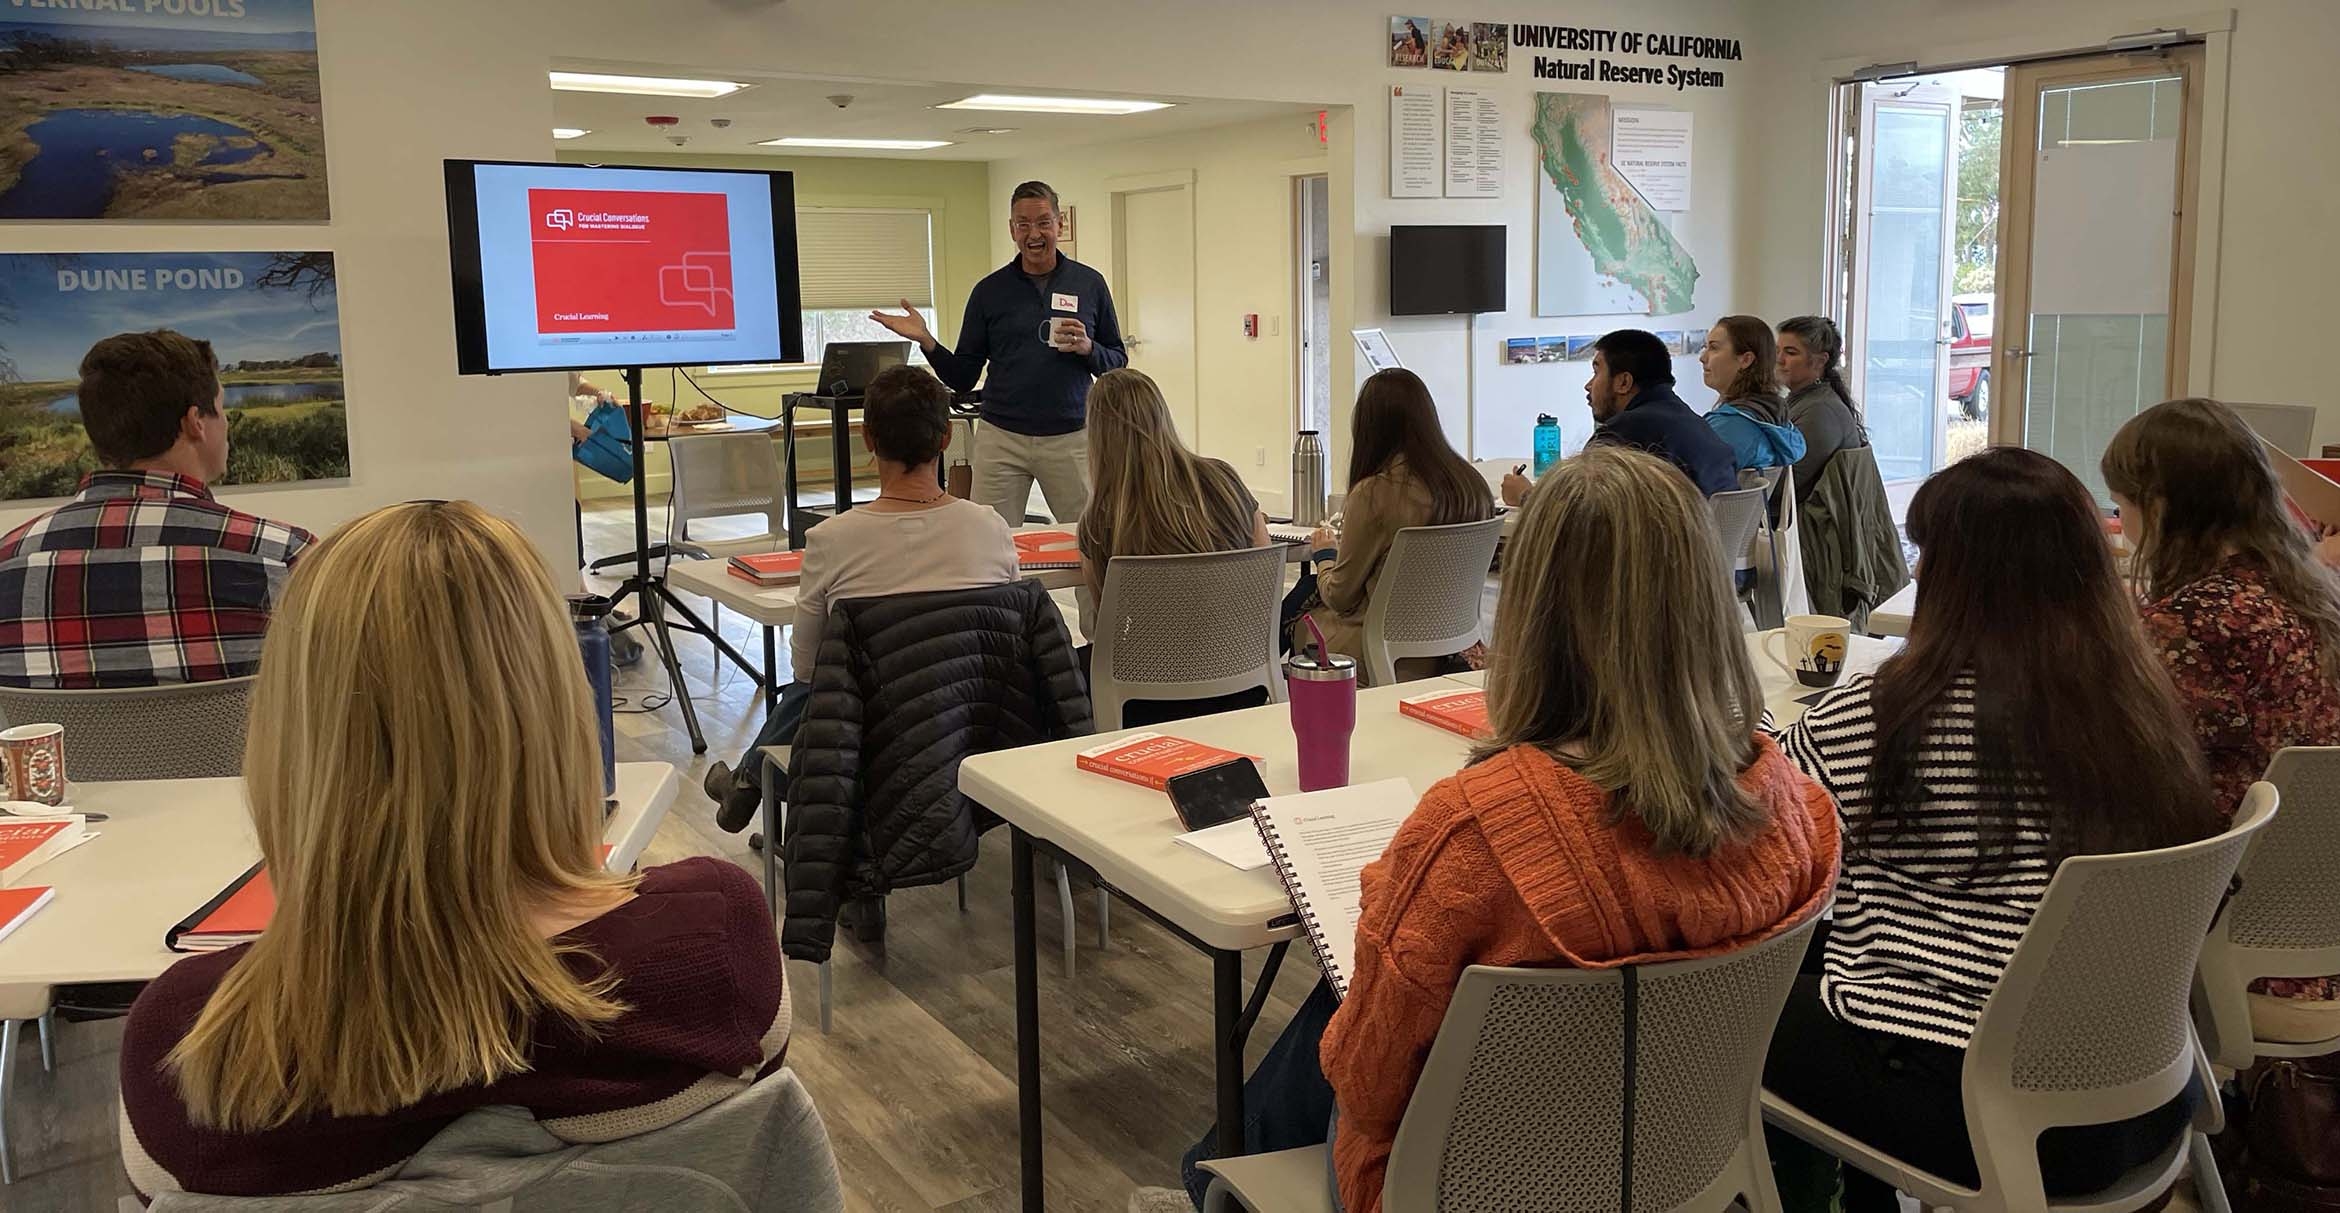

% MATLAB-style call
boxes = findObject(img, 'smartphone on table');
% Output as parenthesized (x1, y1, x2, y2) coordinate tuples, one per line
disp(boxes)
(1165, 758, 1270, 832)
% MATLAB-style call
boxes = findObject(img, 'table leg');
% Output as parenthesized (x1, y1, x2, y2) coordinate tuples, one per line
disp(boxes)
(762, 624, 778, 713)
(1012, 828, 1044, 1212)
(832, 403, 852, 517)
(1, 1017, 17, 1184)
(1214, 948, 1244, 1159)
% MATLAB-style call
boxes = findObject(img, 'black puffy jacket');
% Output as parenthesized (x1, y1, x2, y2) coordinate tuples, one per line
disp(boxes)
(782, 579, 1092, 961)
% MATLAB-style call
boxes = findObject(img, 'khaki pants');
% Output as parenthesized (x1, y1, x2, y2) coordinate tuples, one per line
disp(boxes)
(976, 425, 1089, 527)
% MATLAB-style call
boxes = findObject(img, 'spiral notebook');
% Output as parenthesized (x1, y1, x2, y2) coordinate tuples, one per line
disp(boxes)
(1248, 778, 1417, 1000)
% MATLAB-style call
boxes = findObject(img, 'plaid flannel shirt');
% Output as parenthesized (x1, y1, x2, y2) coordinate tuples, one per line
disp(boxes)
(0, 471, 315, 689)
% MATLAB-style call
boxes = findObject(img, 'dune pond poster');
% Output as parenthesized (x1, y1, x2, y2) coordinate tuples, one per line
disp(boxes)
(0, 0, 327, 220)
(0, 251, 350, 501)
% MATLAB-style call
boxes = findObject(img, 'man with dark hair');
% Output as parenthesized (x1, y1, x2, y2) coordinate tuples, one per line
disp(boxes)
(701, 364, 1021, 828)
(0, 330, 314, 689)
(870, 178, 1126, 527)
(1501, 327, 1736, 503)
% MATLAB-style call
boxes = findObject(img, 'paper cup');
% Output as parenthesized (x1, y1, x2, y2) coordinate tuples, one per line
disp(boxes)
(0, 723, 67, 806)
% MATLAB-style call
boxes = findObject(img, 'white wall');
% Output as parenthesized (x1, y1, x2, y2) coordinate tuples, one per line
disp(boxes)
(985, 113, 1332, 513)
(531, 0, 1764, 479)
(1746, 0, 2340, 444)
(0, 1, 574, 567)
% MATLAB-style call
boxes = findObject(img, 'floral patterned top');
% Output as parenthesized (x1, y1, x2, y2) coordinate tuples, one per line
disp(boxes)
(2141, 554, 2340, 1001)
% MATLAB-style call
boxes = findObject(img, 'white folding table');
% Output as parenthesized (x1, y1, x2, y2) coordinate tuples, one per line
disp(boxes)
(957, 676, 1481, 1211)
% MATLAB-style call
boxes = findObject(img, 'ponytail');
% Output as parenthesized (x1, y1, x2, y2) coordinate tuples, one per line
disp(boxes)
(1779, 315, 1860, 419)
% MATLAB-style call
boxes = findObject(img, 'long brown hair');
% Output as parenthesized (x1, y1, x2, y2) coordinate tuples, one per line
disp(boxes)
(1479, 445, 1767, 857)
(1081, 368, 1255, 563)
(2101, 397, 2340, 673)
(168, 502, 631, 1130)
(1346, 369, 1495, 526)
(1712, 315, 1783, 410)
(1866, 448, 2216, 869)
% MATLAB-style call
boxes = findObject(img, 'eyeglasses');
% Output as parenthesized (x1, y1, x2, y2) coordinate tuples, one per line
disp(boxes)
(1009, 217, 1059, 234)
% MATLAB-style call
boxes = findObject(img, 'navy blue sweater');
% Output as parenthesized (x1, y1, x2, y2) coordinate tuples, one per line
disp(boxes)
(927, 255, 1127, 436)
(1589, 385, 1739, 496)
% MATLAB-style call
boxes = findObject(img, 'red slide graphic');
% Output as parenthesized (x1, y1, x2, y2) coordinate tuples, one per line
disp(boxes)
(529, 188, 735, 334)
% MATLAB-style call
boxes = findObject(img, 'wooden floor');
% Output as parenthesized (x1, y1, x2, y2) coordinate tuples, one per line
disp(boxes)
(3, 501, 1339, 1212)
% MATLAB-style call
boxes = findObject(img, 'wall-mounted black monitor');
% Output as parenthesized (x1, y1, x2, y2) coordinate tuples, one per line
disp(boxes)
(1389, 224, 1505, 316)
(444, 160, 803, 375)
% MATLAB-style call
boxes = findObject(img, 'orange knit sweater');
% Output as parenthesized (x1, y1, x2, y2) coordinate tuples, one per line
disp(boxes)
(1317, 738, 1840, 1213)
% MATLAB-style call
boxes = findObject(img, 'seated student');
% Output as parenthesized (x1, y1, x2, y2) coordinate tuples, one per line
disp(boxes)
(1281, 369, 1493, 678)
(1500, 329, 1736, 505)
(118, 501, 788, 1200)
(704, 364, 1019, 828)
(0, 330, 314, 689)
(1765, 448, 2217, 1211)
(1151, 445, 1839, 1213)
(1078, 368, 1272, 720)
(2101, 398, 2340, 1043)
(1699, 315, 1807, 472)
(1776, 316, 1863, 507)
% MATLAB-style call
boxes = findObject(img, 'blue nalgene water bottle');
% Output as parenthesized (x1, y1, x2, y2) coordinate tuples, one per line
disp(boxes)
(567, 593, 618, 800)
(1532, 414, 1562, 477)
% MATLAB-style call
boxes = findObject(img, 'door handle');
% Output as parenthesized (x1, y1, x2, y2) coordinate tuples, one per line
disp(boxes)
(1126, 337, 1146, 348)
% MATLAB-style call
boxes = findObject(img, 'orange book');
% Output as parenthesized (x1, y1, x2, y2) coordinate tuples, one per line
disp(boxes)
(1012, 529, 1079, 552)
(1016, 548, 1082, 571)
(727, 550, 806, 586)
(1076, 732, 1251, 792)
(0, 817, 86, 886)
(1399, 688, 1490, 739)
(0, 886, 54, 945)
(167, 863, 273, 953)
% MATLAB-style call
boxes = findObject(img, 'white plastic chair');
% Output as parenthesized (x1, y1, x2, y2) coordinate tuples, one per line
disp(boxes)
(1357, 517, 1503, 687)
(667, 432, 787, 673)
(142, 1067, 843, 1212)
(1201, 909, 1822, 1213)
(1707, 485, 1767, 605)
(0, 677, 252, 781)
(1764, 784, 2278, 1213)
(666, 431, 787, 559)
(1090, 546, 1289, 733)
(2198, 749, 2340, 1069)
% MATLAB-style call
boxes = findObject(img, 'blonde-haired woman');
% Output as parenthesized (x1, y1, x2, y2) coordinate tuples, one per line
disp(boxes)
(119, 502, 788, 1200)
(1078, 368, 1272, 721)
(1159, 446, 1840, 1213)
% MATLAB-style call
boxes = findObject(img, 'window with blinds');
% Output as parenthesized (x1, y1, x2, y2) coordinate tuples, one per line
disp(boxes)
(706, 206, 936, 373)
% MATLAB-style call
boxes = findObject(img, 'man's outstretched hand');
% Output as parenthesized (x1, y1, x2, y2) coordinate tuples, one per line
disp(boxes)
(869, 299, 936, 350)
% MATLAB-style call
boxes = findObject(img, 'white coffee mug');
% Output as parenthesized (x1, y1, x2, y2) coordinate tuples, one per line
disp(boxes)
(1762, 614, 1853, 689)
(1038, 317, 1080, 351)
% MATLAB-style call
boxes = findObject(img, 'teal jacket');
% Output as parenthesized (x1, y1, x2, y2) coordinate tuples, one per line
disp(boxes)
(1706, 397, 1809, 471)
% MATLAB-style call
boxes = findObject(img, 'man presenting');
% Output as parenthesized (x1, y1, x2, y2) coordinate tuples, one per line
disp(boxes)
(872, 180, 1125, 526)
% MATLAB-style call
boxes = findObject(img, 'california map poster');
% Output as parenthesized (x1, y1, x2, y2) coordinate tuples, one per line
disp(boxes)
(0, 251, 349, 501)
(1532, 92, 1697, 317)
(0, 0, 327, 220)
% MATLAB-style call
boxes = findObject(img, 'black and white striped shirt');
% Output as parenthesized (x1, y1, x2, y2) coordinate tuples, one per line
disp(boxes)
(1779, 672, 2055, 1049)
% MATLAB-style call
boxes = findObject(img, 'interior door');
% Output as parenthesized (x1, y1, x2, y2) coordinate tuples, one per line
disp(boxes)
(1848, 81, 1958, 486)
(1994, 48, 2201, 503)
(1114, 184, 1200, 442)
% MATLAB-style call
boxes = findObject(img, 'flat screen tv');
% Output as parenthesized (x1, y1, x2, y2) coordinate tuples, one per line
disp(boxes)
(443, 160, 803, 375)
(1389, 224, 1505, 316)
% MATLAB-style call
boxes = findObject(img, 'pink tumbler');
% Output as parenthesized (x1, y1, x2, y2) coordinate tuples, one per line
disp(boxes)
(1286, 641, 1357, 792)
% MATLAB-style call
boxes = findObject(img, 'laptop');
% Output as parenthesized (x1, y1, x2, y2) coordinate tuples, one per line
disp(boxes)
(814, 341, 911, 398)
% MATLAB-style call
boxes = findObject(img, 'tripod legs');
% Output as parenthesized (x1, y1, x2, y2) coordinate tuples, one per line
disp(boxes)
(607, 575, 708, 754)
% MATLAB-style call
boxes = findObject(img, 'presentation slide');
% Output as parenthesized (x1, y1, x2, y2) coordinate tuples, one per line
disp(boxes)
(463, 163, 790, 371)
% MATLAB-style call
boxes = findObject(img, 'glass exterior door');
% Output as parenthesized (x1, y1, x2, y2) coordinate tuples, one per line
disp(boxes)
(1849, 83, 1958, 485)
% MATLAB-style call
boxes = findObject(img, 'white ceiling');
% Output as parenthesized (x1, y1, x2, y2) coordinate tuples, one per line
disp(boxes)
(549, 66, 1323, 161)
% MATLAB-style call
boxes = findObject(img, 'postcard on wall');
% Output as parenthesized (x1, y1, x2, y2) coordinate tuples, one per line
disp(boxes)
(1388, 16, 1430, 68)
(0, 252, 350, 501)
(0, 0, 328, 220)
